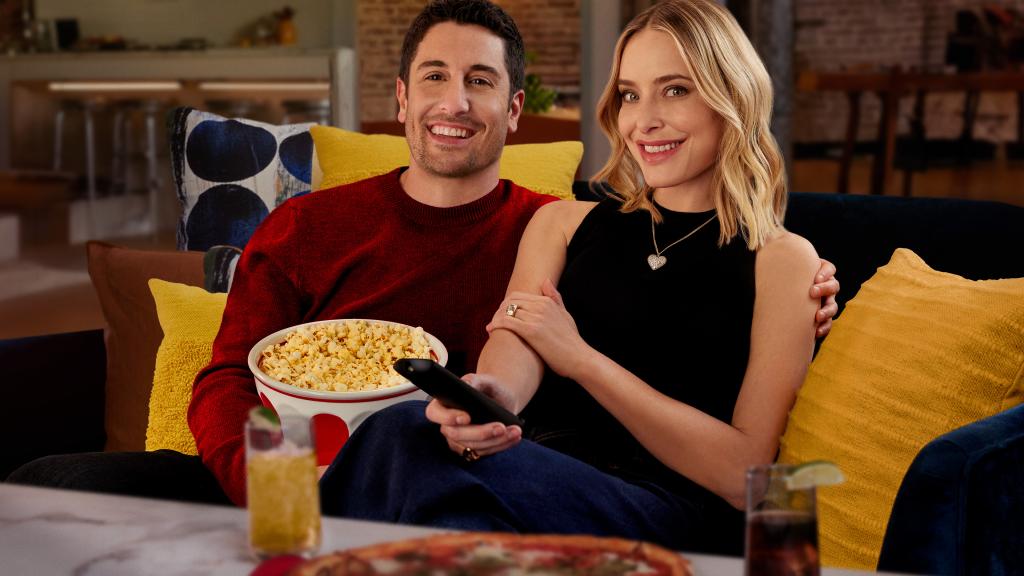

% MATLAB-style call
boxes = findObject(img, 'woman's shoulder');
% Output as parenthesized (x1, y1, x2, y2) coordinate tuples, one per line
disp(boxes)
(533, 199, 598, 226)
(756, 230, 818, 272)
(527, 200, 600, 246)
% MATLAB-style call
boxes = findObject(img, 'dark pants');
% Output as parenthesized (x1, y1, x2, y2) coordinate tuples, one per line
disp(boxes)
(320, 401, 703, 551)
(6, 449, 232, 506)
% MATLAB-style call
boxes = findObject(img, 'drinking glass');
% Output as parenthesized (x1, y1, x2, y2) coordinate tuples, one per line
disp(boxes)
(246, 414, 321, 560)
(745, 464, 820, 576)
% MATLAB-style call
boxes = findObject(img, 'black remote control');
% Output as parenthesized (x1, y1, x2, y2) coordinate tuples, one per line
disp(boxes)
(394, 358, 524, 427)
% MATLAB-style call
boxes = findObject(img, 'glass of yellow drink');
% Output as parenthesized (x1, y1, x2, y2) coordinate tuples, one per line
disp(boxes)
(246, 409, 321, 560)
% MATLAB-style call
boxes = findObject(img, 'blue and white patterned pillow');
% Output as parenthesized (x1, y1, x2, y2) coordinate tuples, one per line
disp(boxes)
(169, 107, 319, 251)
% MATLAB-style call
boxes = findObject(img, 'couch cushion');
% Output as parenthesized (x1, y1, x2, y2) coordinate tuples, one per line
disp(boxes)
(778, 248, 1024, 569)
(785, 192, 1024, 311)
(169, 107, 317, 251)
(310, 126, 582, 200)
(86, 242, 205, 452)
(145, 279, 227, 454)
(0, 329, 106, 479)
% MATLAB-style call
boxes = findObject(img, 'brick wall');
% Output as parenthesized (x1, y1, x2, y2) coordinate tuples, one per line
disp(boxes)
(794, 0, 1019, 143)
(356, 0, 1017, 143)
(357, 0, 580, 124)
(356, 0, 426, 124)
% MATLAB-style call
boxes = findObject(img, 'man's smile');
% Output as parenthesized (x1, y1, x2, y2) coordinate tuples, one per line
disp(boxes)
(429, 123, 476, 139)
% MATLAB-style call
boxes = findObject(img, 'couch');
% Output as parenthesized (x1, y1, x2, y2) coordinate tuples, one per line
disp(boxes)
(3, 185, 1022, 575)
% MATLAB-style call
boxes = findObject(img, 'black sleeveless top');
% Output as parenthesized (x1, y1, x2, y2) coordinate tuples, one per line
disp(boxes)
(521, 197, 755, 547)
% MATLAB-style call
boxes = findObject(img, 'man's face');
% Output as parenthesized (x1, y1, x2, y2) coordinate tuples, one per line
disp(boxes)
(397, 22, 523, 179)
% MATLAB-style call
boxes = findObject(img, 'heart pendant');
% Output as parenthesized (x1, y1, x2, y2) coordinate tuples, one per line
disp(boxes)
(647, 254, 667, 270)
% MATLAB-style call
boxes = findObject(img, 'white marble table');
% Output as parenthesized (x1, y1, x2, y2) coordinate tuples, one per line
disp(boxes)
(0, 483, 881, 575)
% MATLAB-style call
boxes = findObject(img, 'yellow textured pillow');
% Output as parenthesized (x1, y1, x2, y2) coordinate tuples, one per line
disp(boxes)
(310, 125, 582, 200)
(145, 278, 228, 455)
(778, 248, 1024, 570)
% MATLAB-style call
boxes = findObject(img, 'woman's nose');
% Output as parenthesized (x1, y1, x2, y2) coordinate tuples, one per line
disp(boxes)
(636, 101, 664, 133)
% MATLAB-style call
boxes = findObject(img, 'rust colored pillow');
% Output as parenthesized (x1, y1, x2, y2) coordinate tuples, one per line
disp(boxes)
(86, 241, 205, 451)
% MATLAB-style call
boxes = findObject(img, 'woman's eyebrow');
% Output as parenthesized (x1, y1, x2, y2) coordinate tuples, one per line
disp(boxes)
(617, 74, 693, 86)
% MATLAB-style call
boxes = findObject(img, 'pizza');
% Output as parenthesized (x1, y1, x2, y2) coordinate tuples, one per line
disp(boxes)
(286, 532, 693, 576)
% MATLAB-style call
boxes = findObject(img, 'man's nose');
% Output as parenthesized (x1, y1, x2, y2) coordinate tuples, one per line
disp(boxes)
(439, 79, 470, 115)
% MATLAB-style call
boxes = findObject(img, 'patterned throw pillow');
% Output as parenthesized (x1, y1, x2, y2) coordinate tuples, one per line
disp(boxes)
(169, 107, 318, 251)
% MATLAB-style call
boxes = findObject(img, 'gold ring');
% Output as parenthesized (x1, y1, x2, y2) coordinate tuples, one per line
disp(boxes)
(505, 303, 519, 318)
(461, 446, 480, 462)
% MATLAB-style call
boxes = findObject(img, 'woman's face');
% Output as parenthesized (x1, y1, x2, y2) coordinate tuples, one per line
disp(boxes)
(616, 28, 724, 196)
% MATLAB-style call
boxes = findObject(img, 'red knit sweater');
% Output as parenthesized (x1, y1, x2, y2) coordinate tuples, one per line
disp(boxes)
(187, 169, 556, 505)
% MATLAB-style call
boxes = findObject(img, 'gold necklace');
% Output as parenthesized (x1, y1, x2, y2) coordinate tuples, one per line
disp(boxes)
(647, 212, 716, 270)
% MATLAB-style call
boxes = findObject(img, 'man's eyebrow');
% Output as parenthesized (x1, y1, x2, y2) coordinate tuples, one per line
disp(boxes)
(415, 60, 500, 77)
(417, 60, 448, 70)
(617, 74, 693, 86)
(469, 64, 500, 76)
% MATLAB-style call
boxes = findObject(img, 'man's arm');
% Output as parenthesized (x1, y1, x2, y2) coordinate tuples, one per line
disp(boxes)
(187, 204, 308, 506)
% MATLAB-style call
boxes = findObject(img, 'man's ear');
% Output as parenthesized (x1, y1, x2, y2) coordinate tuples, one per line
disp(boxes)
(506, 89, 525, 134)
(396, 77, 408, 124)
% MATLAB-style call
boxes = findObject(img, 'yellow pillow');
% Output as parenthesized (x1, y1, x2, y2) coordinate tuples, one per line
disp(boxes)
(310, 125, 582, 200)
(778, 248, 1024, 570)
(145, 278, 227, 455)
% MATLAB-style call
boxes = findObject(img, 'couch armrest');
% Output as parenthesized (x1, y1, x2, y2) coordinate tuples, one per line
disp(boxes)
(0, 329, 107, 480)
(877, 404, 1024, 575)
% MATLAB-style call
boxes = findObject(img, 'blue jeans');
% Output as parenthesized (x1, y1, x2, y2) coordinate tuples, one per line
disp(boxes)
(320, 401, 705, 552)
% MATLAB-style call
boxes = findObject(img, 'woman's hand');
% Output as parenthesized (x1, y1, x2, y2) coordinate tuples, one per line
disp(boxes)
(485, 279, 593, 379)
(424, 373, 522, 459)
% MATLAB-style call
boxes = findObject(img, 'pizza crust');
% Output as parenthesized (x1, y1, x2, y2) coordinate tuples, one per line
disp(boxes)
(288, 532, 693, 576)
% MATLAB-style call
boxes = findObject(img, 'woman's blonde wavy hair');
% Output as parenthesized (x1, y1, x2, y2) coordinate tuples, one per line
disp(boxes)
(593, 0, 786, 249)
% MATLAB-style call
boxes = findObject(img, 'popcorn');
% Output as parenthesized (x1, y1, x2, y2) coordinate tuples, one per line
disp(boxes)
(258, 321, 432, 392)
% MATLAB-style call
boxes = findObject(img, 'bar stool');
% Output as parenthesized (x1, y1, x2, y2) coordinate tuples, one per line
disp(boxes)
(282, 99, 331, 125)
(140, 98, 168, 236)
(110, 99, 140, 196)
(53, 96, 106, 236)
(117, 98, 170, 235)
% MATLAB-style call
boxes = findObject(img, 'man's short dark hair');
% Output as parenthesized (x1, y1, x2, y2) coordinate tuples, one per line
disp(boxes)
(399, 0, 526, 98)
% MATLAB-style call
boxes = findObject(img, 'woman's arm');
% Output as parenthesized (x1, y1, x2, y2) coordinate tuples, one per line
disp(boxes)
(476, 200, 595, 407)
(425, 200, 595, 455)
(490, 231, 820, 509)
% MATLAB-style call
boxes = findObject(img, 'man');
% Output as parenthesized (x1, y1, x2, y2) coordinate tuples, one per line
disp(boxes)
(9, 0, 839, 507)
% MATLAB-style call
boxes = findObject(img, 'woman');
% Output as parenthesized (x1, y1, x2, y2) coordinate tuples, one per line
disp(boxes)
(322, 0, 819, 554)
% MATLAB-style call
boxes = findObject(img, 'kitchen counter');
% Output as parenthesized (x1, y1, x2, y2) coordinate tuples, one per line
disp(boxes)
(4, 46, 343, 62)
(0, 46, 357, 170)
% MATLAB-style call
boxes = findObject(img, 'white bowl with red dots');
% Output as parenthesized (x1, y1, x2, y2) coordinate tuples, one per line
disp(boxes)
(248, 319, 447, 467)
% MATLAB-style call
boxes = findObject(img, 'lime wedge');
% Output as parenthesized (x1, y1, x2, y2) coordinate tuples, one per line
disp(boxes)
(786, 460, 845, 490)
(248, 406, 281, 429)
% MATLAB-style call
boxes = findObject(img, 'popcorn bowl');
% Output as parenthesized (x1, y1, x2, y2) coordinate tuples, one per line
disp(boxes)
(248, 319, 447, 466)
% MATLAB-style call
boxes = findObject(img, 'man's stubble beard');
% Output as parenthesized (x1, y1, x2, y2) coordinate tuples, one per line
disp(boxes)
(410, 123, 507, 179)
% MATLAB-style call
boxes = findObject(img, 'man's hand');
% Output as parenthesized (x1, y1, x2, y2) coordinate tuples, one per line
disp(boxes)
(425, 374, 522, 460)
(811, 258, 840, 338)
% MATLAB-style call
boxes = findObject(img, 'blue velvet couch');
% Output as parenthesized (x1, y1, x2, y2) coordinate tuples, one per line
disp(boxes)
(3, 189, 1022, 575)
